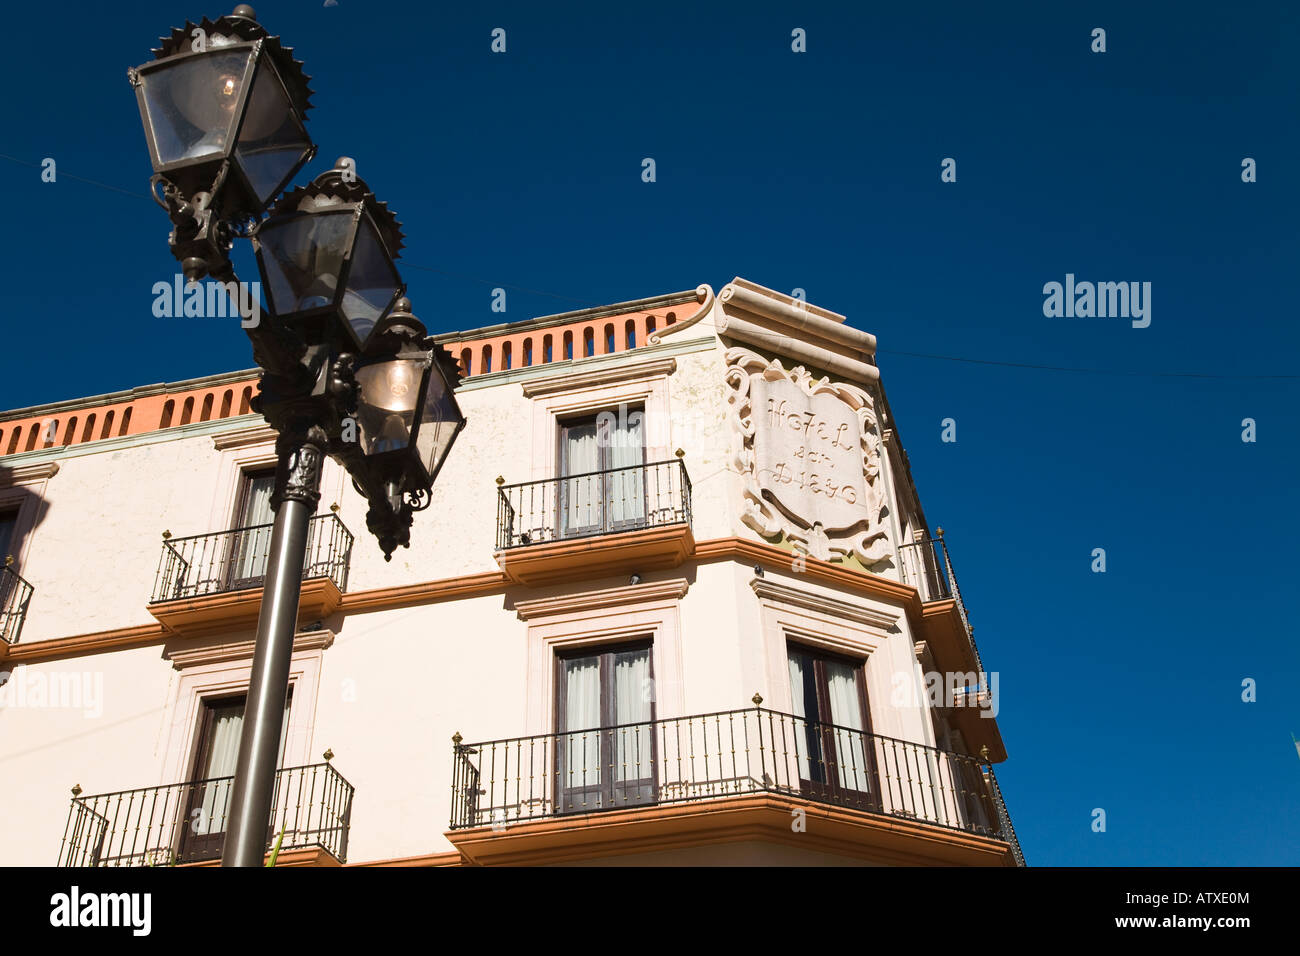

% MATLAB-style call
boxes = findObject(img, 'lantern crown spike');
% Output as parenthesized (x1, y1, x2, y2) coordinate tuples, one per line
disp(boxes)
(270, 166, 405, 261)
(151, 14, 314, 118)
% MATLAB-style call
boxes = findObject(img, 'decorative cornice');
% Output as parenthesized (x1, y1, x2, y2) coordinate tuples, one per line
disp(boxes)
(514, 578, 690, 621)
(165, 628, 335, 670)
(212, 423, 277, 450)
(0, 623, 167, 665)
(433, 289, 704, 344)
(520, 357, 678, 398)
(717, 277, 879, 385)
(0, 369, 258, 423)
(749, 578, 900, 632)
(646, 284, 714, 346)
(0, 462, 59, 485)
(337, 571, 507, 613)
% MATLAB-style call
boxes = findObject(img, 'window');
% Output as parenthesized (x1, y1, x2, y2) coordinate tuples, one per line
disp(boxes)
(0, 508, 17, 563)
(227, 469, 275, 590)
(555, 641, 655, 813)
(787, 643, 879, 809)
(178, 691, 291, 862)
(557, 406, 645, 538)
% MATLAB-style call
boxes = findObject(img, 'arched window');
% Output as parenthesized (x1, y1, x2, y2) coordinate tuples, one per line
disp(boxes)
(25, 423, 40, 451)
(239, 387, 252, 415)
(100, 410, 115, 439)
(159, 401, 175, 429)
(665, 311, 677, 325)
(5, 429, 19, 455)
(200, 394, 214, 422)
(603, 324, 615, 354)
(502, 341, 513, 371)
(543, 334, 553, 364)
(118, 407, 132, 436)
(563, 331, 574, 360)
(482, 344, 493, 373)
(584, 328, 595, 357)
(81, 414, 96, 442)
(460, 348, 472, 376)
(646, 316, 657, 336)
(180, 397, 194, 426)
(62, 417, 78, 446)
(219, 390, 233, 418)
(523, 338, 533, 367)
(626, 319, 637, 350)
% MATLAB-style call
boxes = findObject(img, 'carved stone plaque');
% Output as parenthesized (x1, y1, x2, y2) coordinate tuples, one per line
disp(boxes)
(751, 376, 867, 533)
(725, 348, 892, 565)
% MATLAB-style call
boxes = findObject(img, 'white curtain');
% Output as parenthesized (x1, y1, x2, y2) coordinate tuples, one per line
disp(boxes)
(197, 697, 292, 835)
(198, 707, 243, 832)
(562, 424, 599, 535)
(825, 661, 871, 792)
(235, 474, 275, 581)
(563, 657, 602, 797)
(787, 653, 813, 781)
(613, 649, 651, 786)
(607, 414, 645, 525)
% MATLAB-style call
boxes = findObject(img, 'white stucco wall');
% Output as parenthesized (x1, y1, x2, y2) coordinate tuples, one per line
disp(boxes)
(0, 328, 956, 867)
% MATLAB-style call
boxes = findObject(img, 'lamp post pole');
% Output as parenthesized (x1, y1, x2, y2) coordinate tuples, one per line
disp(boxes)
(129, 7, 468, 867)
(222, 423, 325, 866)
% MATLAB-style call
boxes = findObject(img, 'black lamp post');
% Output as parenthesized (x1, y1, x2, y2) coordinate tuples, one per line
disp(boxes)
(128, 5, 466, 866)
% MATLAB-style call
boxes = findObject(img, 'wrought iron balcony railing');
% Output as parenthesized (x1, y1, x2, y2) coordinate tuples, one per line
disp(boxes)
(0, 562, 34, 644)
(496, 458, 692, 551)
(449, 706, 1024, 865)
(58, 762, 354, 867)
(151, 512, 353, 604)
(897, 531, 985, 675)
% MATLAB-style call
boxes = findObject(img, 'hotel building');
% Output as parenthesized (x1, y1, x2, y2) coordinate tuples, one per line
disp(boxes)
(0, 277, 1023, 866)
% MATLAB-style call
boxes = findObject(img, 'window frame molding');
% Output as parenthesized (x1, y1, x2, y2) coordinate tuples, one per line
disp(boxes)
(750, 575, 922, 743)
(0, 462, 58, 573)
(515, 578, 687, 737)
(524, 360, 674, 482)
(158, 628, 332, 787)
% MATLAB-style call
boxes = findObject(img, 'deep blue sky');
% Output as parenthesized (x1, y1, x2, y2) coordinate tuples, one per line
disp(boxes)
(2, 2, 1297, 865)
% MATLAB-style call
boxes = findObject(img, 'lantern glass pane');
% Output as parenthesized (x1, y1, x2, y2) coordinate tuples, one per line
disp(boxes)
(257, 210, 354, 315)
(140, 50, 252, 165)
(355, 359, 423, 456)
(341, 217, 402, 349)
(414, 364, 461, 479)
(234, 60, 312, 204)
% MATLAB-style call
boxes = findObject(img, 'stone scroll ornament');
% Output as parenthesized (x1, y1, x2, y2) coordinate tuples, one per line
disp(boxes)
(725, 348, 892, 565)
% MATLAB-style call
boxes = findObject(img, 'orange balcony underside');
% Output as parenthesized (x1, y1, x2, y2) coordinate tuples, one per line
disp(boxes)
(497, 524, 696, 587)
(147, 576, 342, 637)
(918, 600, 1006, 763)
(438, 794, 1017, 867)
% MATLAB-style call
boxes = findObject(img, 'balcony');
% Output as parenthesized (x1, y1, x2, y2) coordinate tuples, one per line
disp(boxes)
(897, 531, 986, 672)
(0, 562, 33, 645)
(897, 531, 1006, 762)
(58, 762, 354, 867)
(446, 707, 1024, 866)
(147, 513, 353, 636)
(494, 459, 694, 586)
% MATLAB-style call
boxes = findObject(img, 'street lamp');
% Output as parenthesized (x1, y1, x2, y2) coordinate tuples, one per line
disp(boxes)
(128, 6, 466, 866)
(129, 3, 315, 281)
